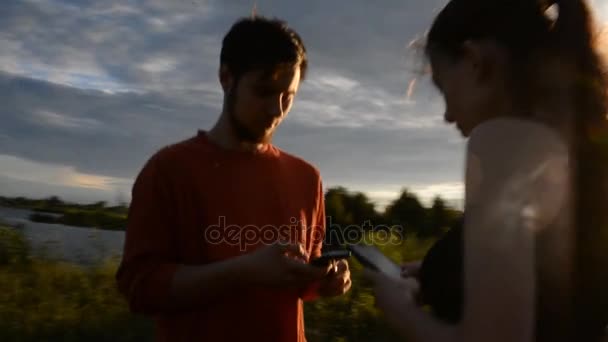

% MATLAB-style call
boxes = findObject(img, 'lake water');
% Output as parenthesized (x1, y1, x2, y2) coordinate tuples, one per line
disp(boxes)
(0, 206, 125, 265)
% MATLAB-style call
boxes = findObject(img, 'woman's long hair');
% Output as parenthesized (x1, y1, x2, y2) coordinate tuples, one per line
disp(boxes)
(425, 0, 608, 340)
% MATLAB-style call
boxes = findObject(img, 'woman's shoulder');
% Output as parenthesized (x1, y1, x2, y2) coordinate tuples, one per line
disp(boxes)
(464, 117, 571, 232)
(468, 117, 566, 153)
(466, 117, 568, 178)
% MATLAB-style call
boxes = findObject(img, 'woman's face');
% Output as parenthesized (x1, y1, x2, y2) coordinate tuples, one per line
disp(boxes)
(430, 44, 506, 137)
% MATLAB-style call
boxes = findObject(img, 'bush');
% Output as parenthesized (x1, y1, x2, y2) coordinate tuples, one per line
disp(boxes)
(0, 225, 30, 265)
(0, 225, 152, 341)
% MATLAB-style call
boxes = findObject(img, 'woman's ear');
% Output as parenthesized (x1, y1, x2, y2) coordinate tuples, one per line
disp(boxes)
(219, 64, 234, 92)
(462, 40, 505, 84)
(461, 40, 486, 82)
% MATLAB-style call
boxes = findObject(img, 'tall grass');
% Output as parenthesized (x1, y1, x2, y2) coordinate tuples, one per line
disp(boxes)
(304, 231, 436, 342)
(0, 224, 436, 341)
(0, 224, 152, 342)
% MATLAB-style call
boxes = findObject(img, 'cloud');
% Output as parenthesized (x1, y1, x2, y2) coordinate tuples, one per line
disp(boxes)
(0, 0, 444, 109)
(0, 72, 219, 178)
(1, 0, 219, 95)
(139, 56, 180, 74)
(4, 0, 607, 209)
(31, 110, 105, 131)
(1, 0, 472, 207)
(307, 74, 360, 92)
(0, 174, 127, 205)
(294, 69, 443, 130)
(1, 71, 463, 206)
(0, 154, 132, 192)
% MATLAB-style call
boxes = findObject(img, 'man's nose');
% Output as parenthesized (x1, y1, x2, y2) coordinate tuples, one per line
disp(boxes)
(267, 95, 284, 118)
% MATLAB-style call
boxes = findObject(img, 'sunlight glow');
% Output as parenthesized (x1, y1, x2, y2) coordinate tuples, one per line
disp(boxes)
(410, 182, 464, 204)
(362, 182, 464, 211)
(0, 154, 131, 192)
(63, 173, 117, 191)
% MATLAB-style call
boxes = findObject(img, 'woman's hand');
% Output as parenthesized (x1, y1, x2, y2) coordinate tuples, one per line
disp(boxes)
(400, 260, 422, 279)
(364, 269, 420, 329)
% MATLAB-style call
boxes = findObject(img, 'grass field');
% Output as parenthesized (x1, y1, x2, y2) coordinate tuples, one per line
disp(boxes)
(0, 224, 436, 342)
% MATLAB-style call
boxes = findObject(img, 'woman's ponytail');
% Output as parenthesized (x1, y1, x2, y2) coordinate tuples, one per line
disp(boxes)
(553, 1, 608, 340)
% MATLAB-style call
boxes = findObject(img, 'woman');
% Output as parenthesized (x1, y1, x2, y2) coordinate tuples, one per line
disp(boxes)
(365, 0, 608, 341)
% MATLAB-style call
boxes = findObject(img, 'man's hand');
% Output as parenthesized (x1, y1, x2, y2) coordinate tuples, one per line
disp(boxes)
(242, 242, 332, 288)
(318, 259, 352, 297)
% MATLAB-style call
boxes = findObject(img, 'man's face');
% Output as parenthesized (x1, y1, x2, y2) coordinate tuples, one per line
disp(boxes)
(225, 64, 301, 144)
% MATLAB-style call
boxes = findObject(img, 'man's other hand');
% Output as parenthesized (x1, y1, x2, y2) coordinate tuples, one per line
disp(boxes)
(242, 242, 331, 288)
(318, 259, 352, 297)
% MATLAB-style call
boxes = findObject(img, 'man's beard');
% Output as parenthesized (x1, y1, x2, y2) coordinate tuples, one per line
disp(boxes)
(226, 92, 271, 144)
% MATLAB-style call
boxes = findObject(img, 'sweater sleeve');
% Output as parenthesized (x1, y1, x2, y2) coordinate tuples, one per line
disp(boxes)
(310, 177, 326, 260)
(115, 150, 180, 315)
(300, 176, 327, 302)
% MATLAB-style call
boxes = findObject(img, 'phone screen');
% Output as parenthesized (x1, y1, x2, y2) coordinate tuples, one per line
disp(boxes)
(348, 244, 401, 278)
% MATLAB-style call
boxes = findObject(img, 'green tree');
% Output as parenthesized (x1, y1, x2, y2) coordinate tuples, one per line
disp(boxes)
(421, 196, 448, 237)
(325, 187, 354, 226)
(344, 192, 380, 228)
(324, 187, 381, 247)
(383, 188, 427, 236)
(46, 196, 63, 207)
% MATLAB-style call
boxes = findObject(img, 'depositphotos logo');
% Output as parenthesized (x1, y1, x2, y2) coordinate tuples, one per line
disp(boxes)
(203, 216, 404, 251)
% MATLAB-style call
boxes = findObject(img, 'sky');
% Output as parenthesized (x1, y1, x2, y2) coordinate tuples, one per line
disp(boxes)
(1, 0, 607, 210)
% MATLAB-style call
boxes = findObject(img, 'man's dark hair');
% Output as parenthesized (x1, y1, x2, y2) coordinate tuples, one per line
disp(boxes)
(220, 16, 308, 81)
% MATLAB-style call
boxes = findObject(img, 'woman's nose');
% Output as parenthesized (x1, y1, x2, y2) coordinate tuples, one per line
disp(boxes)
(444, 110, 455, 123)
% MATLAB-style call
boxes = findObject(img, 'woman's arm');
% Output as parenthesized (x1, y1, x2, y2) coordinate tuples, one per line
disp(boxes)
(462, 119, 569, 342)
(368, 118, 570, 342)
(366, 270, 461, 342)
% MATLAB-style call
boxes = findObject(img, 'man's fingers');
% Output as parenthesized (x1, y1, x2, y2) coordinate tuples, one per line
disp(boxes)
(344, 277, 352, 293)
(325, 262, 336, 275)
(327, 274, 352, 296)
(278, 242, 309, 262)
(296, 243, 308, 260)
(336, 259, 349, 273)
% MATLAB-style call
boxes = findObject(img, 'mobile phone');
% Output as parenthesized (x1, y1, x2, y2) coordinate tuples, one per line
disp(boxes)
(347, 244, 401, 278)
(310, 249, 351, 267)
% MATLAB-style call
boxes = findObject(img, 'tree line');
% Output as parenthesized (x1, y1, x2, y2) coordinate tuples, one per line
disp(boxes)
(1, 188, 462, 240)
(324, 187, 462, 241)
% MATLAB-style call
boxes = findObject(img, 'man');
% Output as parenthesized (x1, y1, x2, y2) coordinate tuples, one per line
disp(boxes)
(115, 16, 351, 342)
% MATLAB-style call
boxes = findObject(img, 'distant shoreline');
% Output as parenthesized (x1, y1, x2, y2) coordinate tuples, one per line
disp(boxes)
(0, 196, 127, 231)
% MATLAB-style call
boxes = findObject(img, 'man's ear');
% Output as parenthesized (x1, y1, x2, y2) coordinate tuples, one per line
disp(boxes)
(219, 64, 234, 92)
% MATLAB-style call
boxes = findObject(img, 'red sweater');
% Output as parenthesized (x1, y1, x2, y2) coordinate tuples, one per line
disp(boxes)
(116, 131, 326, 342)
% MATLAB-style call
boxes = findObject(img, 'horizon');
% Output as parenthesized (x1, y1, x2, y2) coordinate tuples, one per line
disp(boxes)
(0, 188, 465, 212)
